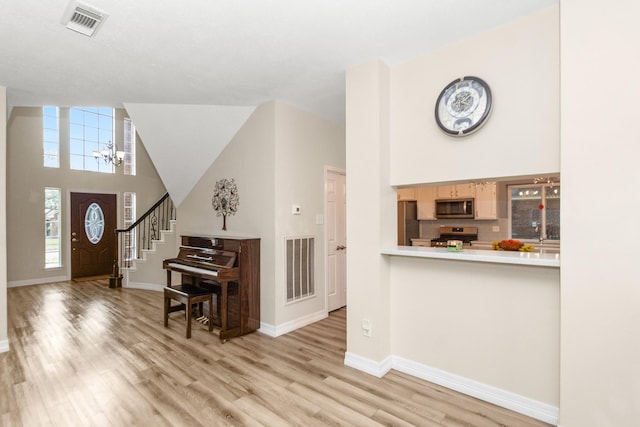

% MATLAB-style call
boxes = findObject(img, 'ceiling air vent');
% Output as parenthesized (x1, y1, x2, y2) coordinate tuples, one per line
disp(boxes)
(62, 1, 108, 37)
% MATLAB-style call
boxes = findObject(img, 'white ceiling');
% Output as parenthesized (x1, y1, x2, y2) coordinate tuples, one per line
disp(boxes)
(1, 0, 557, 123)
(1, 0, 558, 206)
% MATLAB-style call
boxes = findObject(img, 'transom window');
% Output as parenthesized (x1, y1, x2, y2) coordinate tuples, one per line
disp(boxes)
(43, 107, 59, 168)
(70, 107, 114, 173)
(509, 182, 560, 241)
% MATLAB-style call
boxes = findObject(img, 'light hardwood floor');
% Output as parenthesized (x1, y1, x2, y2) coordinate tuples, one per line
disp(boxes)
(1, 280, 552, 426)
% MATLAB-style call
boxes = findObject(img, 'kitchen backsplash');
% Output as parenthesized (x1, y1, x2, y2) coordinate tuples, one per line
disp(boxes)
(420, 218, 510, 242)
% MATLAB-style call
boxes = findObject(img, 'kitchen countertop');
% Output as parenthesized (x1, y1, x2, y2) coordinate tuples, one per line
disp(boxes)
(382, 245, 560, 268)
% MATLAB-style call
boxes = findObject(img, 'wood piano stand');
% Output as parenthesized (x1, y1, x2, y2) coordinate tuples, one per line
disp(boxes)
(163, 285, 214, 339)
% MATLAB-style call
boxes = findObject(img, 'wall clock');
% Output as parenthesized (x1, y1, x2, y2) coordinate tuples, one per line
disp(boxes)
(435, 76, 492, 136)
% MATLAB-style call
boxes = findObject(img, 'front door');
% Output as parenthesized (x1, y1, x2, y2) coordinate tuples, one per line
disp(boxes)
(326, 169, 346, 311)
(70, 192, 117, 279)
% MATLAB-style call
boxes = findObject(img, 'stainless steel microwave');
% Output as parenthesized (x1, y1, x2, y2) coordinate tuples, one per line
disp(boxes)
(435, 198, 474, 219)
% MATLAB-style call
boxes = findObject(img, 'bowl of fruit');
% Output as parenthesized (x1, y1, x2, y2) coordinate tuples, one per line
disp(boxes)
(494, 239, 523, 251)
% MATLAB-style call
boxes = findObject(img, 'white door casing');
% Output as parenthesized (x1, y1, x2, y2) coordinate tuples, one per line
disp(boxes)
(326, 168, 346, 311)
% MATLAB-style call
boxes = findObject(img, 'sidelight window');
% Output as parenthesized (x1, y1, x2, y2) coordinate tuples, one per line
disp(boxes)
(123, 192, 136, 261)
(508, 182, 560, 241)
(45, 188, 61, 268)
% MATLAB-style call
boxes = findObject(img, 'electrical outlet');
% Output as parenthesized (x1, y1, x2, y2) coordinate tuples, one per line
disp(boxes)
(492, 226, 500, 232)
(361, 319, 371, 337)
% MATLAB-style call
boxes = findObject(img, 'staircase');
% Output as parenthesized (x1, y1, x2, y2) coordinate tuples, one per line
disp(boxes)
(115, 193, 177, 291)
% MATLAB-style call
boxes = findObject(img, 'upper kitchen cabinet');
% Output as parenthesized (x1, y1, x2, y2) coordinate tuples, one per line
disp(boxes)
(416, 186, 437, 220)
(397, 187, 417, 201)
(437, 183, 476, 199)
(474, 182, 497, 220)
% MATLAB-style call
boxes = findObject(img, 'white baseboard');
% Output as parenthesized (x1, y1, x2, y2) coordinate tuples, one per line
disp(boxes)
(259, 309, 327, 337)
(0, 339, 9, 353)
(8, 275, 68, 288)
(124, 281, 164, 292)
(344, 353, 559, 426)
(344, 351, 393, 378)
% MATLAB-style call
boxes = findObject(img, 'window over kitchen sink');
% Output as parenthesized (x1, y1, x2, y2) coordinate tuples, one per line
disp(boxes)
(509, 181, 560, 241)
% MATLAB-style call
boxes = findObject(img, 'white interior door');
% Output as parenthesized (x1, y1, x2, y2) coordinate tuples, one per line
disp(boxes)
(326, 169, 346, 311)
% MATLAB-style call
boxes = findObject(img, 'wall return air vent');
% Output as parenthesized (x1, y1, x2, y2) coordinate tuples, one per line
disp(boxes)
(62, 1, 108, 37)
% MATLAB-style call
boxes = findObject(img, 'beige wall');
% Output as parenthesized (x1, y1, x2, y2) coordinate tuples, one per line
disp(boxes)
(390, 257, 559, 406)
(178, 102, 278, 324)
(1, 86, 7, 351)
(560, 1, 640, 426)
(390, 6, 559, 186)
(6, 107, 167, 285)
(178, 101, 345, 329)
(345, 5, 561, 422)
(273, 102, 346, 324)
(345, 60, 396, 362)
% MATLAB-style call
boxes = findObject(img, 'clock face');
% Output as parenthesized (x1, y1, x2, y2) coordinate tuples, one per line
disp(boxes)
(435, 76, 491, 136)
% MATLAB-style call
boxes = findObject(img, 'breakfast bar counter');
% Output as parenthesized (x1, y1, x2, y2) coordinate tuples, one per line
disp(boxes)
(381, 245, 560, 268)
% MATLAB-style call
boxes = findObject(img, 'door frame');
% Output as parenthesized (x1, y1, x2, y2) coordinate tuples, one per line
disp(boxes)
(324, 166, 346, 313)
(65, 189, 121, 280)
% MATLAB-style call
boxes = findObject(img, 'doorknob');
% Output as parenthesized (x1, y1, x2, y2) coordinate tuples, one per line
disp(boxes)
(336, 245, 346, 250)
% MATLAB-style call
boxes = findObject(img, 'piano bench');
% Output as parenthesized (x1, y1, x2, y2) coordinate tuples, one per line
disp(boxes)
(164, 285, 215, 339)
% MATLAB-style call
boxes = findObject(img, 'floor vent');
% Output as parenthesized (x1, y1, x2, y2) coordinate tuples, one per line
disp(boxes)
(285, 236, 315, 303)
(62, 1, 108, 37)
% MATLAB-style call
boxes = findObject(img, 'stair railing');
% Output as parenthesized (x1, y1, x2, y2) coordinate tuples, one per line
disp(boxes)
(115, 192, 176, 269)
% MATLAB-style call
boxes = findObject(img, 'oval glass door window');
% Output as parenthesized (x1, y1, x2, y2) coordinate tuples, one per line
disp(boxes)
(85, 202, 105, 244)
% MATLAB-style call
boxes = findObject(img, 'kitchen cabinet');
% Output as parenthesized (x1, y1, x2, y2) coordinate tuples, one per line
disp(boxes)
(416, 186, 437, 220)
(397, 187, 417, 201)
(436, 183, 476, 199)
(474, 182, 497, 220)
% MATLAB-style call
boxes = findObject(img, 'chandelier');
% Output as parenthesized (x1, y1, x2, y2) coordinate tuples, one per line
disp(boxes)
(92, 141, 124, 167)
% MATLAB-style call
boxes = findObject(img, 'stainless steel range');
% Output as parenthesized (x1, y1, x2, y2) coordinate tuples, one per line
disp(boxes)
(430, 226, 478, 247)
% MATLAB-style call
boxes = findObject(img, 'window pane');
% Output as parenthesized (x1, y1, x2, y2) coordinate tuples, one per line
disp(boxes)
(44, 128, 59, 143)
(70, 138, 84, 155)
(99, 113, 112, 130)
(45, 188, 61, 268)
(43, 106, 59, 168)
(43, 106, 57, 116)
(509, 182, 560, 241)
(99, 129, 113, 144)
(44, 157, 58, 168)
(70, 108, 84, 124)
(44, 142, 58, 156)
(84, 126, 99, 142)
(85, 203, 105, 244)
(124, 118, 136, 176)
(85, 159, 100, 173)
(511, 186, 543, 240)
(70, 154, 85, 170)
(545, 186, 561, 239)
(70, 123, 84, 140)
(43, 115, 58, 129)
(69, 107, 115, 173)
(84, 141, 100, 156)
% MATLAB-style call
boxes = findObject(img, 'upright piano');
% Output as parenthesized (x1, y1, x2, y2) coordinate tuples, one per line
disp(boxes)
(163, 235, 260, 341)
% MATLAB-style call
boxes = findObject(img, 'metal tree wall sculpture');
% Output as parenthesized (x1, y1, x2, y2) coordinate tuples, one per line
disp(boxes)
(211, 178, 239, 230)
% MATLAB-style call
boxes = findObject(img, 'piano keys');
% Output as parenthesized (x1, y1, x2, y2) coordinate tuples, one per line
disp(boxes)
(163, 235, 260, 342)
